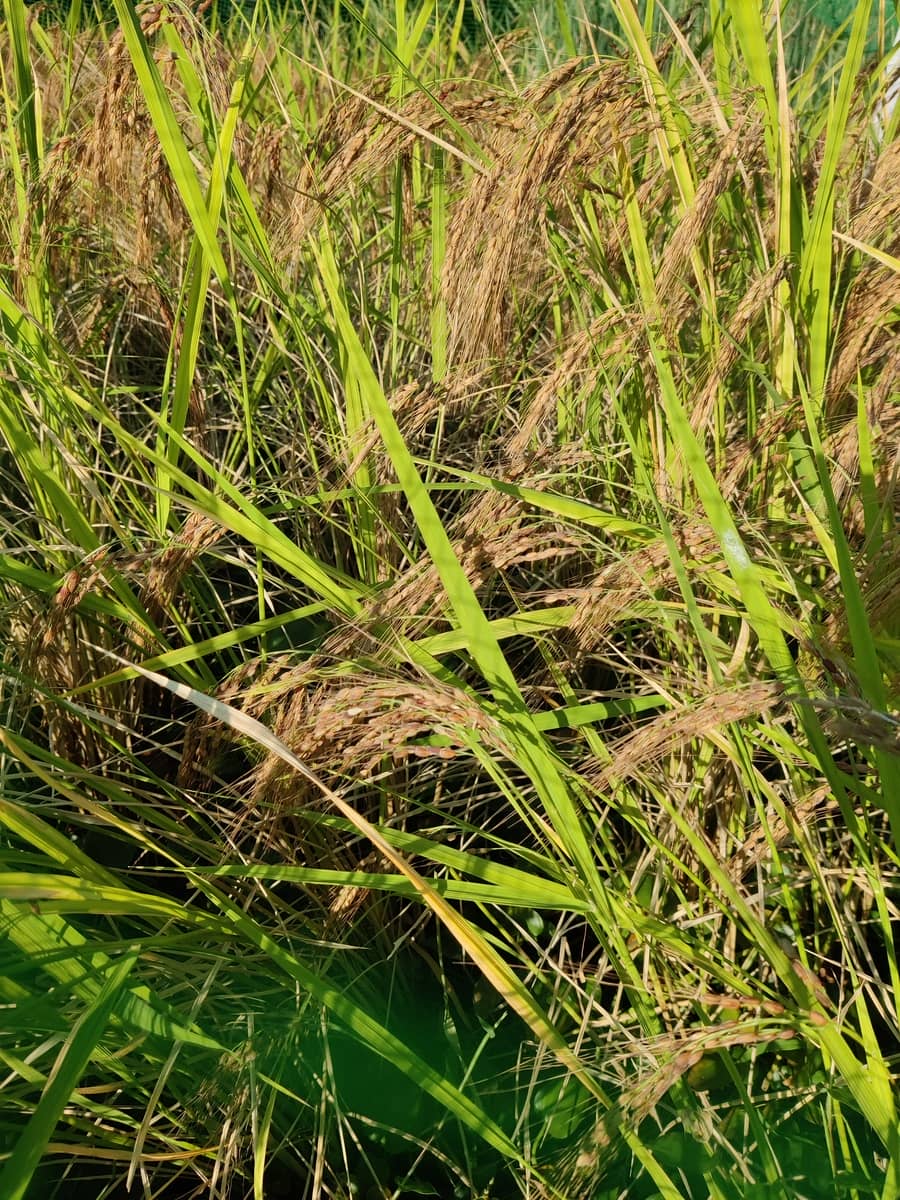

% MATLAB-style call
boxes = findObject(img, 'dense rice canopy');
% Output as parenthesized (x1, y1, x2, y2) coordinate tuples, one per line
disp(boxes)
(0, 1, 897, 1197)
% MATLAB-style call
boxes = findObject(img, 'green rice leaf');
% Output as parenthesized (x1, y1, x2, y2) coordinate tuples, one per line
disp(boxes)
(0, 950, 138, 1200)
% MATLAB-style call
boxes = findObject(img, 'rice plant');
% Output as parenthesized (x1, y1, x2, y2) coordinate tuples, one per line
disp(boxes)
(0, 0, 898, 1196)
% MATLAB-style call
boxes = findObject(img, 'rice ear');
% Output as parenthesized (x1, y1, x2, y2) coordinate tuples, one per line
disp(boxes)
(586, 681, 783, 794)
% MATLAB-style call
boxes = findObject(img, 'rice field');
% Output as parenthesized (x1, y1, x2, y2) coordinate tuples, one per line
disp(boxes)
(0, 0, 898, 1196)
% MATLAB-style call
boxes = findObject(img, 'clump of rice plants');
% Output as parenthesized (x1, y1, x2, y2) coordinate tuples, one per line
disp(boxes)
(0, 0, 898, 1196)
